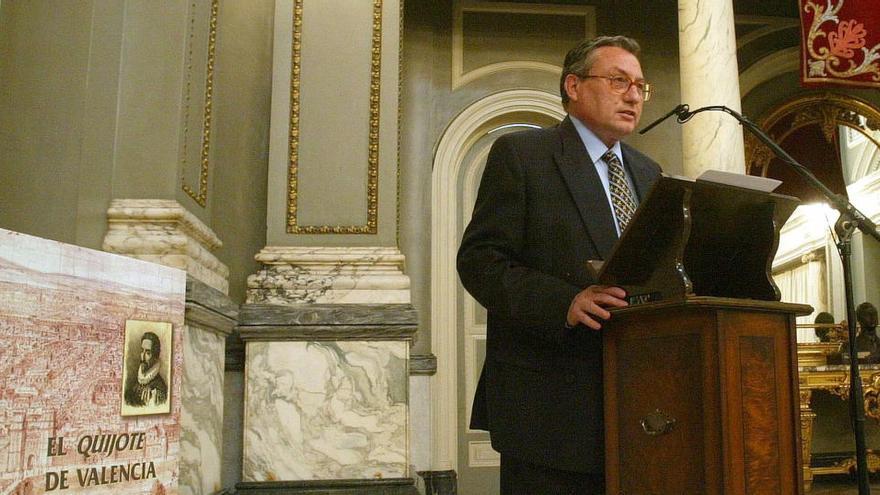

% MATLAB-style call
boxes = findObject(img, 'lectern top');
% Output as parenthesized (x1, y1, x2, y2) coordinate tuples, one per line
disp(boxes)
(596, 174, 800, 304)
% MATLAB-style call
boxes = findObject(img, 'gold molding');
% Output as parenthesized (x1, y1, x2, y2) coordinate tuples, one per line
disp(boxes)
(746, 92, 880, 176)
(286, 0, 382, 234)
(397, 0, 403, 247)
(181, 0, 219, 208)
(810, 452, 880, 477)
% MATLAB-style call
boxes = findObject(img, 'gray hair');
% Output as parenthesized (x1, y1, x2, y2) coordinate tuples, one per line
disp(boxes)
(559, 35, 642, 107)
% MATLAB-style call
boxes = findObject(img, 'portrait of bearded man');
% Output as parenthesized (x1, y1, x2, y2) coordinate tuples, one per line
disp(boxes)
(124, 331, 168, 408)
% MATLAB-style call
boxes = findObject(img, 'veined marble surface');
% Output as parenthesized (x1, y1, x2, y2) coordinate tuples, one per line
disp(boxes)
(678, 0, 745, 177)
(409, 375, 431, 474)
(247, 246, 410, 304)
(103, 199, 230, 294)
(243, 341, 409, 481)
(180, 324, 226, 495)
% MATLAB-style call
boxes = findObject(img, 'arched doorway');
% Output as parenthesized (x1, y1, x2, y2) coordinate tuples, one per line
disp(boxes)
(431, 89, 564, 492)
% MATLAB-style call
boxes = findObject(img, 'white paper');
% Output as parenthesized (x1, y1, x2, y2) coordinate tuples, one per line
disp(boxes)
(696, 169, 781, 192)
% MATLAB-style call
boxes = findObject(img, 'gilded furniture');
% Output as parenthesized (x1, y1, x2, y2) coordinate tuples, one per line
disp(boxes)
(797, 362, 880, 490)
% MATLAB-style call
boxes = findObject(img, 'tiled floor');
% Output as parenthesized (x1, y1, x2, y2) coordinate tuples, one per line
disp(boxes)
(810, 475, 880, 494)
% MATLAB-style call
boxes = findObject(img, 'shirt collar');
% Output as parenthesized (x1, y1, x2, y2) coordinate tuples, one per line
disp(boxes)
(569, 114, 623, 165)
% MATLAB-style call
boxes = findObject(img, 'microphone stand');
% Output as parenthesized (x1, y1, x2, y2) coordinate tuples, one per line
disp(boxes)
(676, 105, 880, 494)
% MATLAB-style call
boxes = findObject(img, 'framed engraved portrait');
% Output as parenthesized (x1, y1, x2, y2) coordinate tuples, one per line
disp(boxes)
(121, 320, 173, 416)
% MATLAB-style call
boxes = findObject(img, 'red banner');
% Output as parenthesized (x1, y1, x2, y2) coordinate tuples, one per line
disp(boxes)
(800, 0, 880, 88)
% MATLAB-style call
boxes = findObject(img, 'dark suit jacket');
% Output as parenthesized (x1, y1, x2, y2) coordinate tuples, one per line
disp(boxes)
(457, 115, 661, 473)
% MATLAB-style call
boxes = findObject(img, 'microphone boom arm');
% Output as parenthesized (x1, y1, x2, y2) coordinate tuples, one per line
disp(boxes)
(689, 105, 879, 241)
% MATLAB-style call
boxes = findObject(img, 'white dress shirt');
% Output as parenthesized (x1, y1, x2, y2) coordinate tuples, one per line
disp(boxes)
(569, 115, 639, 236)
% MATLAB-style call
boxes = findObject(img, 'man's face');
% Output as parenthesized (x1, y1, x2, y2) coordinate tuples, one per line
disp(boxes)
(140, 338, 156, 366)
(860, 306, 878, 329)
(564, 46, 645, 147)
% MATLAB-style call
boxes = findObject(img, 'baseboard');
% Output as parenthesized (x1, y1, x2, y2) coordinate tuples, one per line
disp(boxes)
(234, 478, 420, 494)
(417, 470, 457, 495)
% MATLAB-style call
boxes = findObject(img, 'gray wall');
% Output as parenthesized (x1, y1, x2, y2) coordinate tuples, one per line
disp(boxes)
(0, 0, 273, 304)
(742, 71, 880, 121)
(0, 0, 99, 246)
(209, 0, 274, 303)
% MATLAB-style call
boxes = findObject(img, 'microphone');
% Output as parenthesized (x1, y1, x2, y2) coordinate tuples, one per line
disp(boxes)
(638, 104, 690, 134)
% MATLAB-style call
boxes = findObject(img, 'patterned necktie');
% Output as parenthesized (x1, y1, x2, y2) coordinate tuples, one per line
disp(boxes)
(602, 149, 637, 233)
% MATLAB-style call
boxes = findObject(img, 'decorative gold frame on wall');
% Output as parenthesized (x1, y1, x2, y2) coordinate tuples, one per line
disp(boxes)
(181, 0, 219, 208)
(745, 93, 880, 175)
(396, 0, 403, 246)
(286, 0, 383, 234)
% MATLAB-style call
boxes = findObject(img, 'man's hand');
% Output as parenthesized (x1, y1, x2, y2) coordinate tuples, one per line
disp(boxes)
(566, 285, 628, 330)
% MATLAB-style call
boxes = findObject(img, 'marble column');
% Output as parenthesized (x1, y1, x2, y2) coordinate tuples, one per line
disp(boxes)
(678, 0, 746, 177)
(247, 247, 410, 305)
(240, 0, 416, 493)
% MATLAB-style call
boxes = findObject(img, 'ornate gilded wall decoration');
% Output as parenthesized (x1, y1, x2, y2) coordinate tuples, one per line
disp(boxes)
(181, 0, 219, 207)
(396, 0, 403, 246)
(746, 93, 880, 175)
(286, 0, 383, 234)
(800, 0, 880, 88)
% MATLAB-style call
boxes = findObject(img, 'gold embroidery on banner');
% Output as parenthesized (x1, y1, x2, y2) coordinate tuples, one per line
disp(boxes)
(287, 0, 382, 234)
(181, 0, 219, 208)
(803, 0, 880, 83)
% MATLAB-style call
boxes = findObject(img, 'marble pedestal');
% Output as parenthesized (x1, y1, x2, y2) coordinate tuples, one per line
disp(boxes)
(246, 247, 411, 305)
(102, 199, 237, 494)
(103, 199, 231, 294)
(181, 278, 238, 495)
(236, 304, 419, 495)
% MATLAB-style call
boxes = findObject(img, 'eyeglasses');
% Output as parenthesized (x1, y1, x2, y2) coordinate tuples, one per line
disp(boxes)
(580, 74, 653, 101)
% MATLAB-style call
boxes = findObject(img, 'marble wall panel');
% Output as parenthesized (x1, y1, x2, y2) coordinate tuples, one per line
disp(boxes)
(180, 324, 227, 495)
(243, 341, 409, 481)
(409, 375, 431, 474)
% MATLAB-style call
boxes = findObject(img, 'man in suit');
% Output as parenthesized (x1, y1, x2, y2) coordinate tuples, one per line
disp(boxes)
(457, 36, 662, 494)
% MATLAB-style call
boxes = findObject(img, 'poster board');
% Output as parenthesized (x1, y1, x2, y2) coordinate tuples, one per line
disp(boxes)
(0, 228, 185, 494)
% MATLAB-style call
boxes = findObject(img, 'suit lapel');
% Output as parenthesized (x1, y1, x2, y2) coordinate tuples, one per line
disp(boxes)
(553, 116, 618, 259)
(621, 144, 655, 202)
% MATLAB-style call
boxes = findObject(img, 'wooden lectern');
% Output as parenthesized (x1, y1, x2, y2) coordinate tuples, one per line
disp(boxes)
(597, 175, 812, 494)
